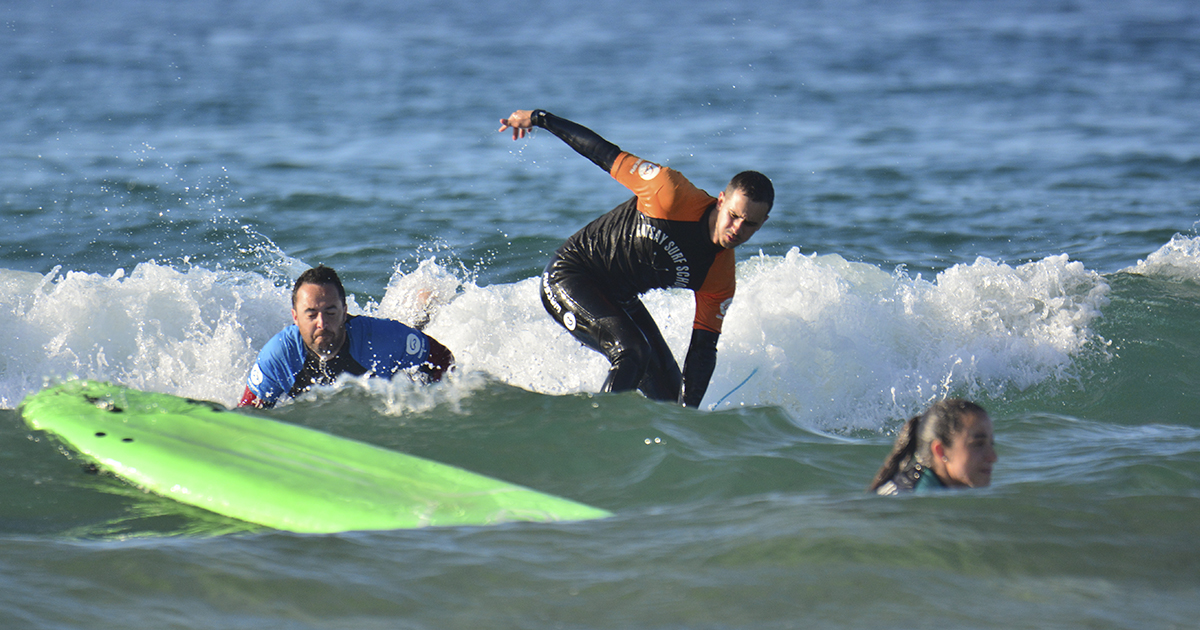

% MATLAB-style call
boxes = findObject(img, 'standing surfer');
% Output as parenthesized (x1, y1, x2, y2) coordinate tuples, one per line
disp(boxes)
(499, 109, 774, 407)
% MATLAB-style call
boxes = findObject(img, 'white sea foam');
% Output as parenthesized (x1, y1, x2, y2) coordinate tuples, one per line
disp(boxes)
(379, 248, 1110, 429)
(1124, 234, 1200, 283)
(1, 246, 1111, 429)
(709, 249, 1110, 429)
(1, 264, 289, 408)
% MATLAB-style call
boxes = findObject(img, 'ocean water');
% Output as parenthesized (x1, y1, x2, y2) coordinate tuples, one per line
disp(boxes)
(3, 0, 1199, 628)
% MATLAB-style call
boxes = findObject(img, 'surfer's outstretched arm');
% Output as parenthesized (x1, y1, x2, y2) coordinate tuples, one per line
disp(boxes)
(500, 109, 622, 173)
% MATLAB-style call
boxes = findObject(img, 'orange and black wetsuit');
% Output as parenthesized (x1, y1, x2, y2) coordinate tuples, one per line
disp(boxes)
(533, 110, 734, 407)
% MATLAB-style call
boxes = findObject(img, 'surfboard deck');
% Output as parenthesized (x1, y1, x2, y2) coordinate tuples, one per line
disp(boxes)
(19, 380, 611, 533)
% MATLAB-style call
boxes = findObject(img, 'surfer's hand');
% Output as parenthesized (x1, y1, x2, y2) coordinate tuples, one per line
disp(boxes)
(499, 110, 535, 140)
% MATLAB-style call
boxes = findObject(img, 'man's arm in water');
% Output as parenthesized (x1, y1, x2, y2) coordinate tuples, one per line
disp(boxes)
(680, 328, 719, 408)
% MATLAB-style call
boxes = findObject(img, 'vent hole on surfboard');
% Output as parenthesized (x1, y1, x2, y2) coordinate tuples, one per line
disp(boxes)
(121, 438, 134, 443)
(95, 432, 106, 437)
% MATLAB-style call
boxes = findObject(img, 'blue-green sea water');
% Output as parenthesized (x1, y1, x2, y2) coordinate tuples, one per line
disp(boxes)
(3, 0, 1199, 628)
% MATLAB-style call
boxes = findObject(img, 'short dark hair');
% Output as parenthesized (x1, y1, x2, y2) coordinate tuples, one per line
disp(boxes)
(727, 170, 774, 211)
(292, 265, 346, 306)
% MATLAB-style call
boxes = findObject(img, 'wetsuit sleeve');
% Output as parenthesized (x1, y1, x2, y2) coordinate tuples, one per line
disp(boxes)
(347, 316, 455, 384)
(684, 250, 734, 406)
(680, 328, 719, 408)
(694, 249, 736, 333)
(244, 327, 306, 409)
(418, 336, 454, 383)
(610, 152, 716, 222)
(531, 110, 622, 173)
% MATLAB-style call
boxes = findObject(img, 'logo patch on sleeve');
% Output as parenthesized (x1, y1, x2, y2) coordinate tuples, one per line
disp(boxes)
(635, 160, 661, 181)
(406, 333, 423, 356)
(250, 364, 264, 386)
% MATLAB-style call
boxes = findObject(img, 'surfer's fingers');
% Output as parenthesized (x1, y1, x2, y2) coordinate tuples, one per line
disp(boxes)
(499, 119, 526, 140)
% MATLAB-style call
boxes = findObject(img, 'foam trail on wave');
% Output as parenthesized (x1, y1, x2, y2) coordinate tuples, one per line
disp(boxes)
(1124, 233, 1200, 283)
(2, 246, 1112, 429)
(715, 248, 1110, 429)
(392, 247, 1110, 430)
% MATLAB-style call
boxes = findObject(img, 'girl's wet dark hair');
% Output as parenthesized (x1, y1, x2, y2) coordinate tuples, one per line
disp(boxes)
(868, 399, 988, 492)
(292, 265, 346, 306)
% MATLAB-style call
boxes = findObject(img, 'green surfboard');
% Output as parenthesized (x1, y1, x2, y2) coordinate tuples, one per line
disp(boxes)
(20, 380, 611, 533)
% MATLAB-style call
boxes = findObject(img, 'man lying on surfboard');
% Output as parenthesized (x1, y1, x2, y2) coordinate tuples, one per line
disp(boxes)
(239, 265, 454, 408)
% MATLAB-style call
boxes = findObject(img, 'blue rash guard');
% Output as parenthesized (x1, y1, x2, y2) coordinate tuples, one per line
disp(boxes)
(245, 315, 440, 408)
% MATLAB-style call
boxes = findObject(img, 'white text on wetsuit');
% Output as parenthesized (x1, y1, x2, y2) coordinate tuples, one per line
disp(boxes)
(635, 222, 691, 287)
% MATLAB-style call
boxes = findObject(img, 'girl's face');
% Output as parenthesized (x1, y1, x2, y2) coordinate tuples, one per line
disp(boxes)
(937, 412, 998, 488)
